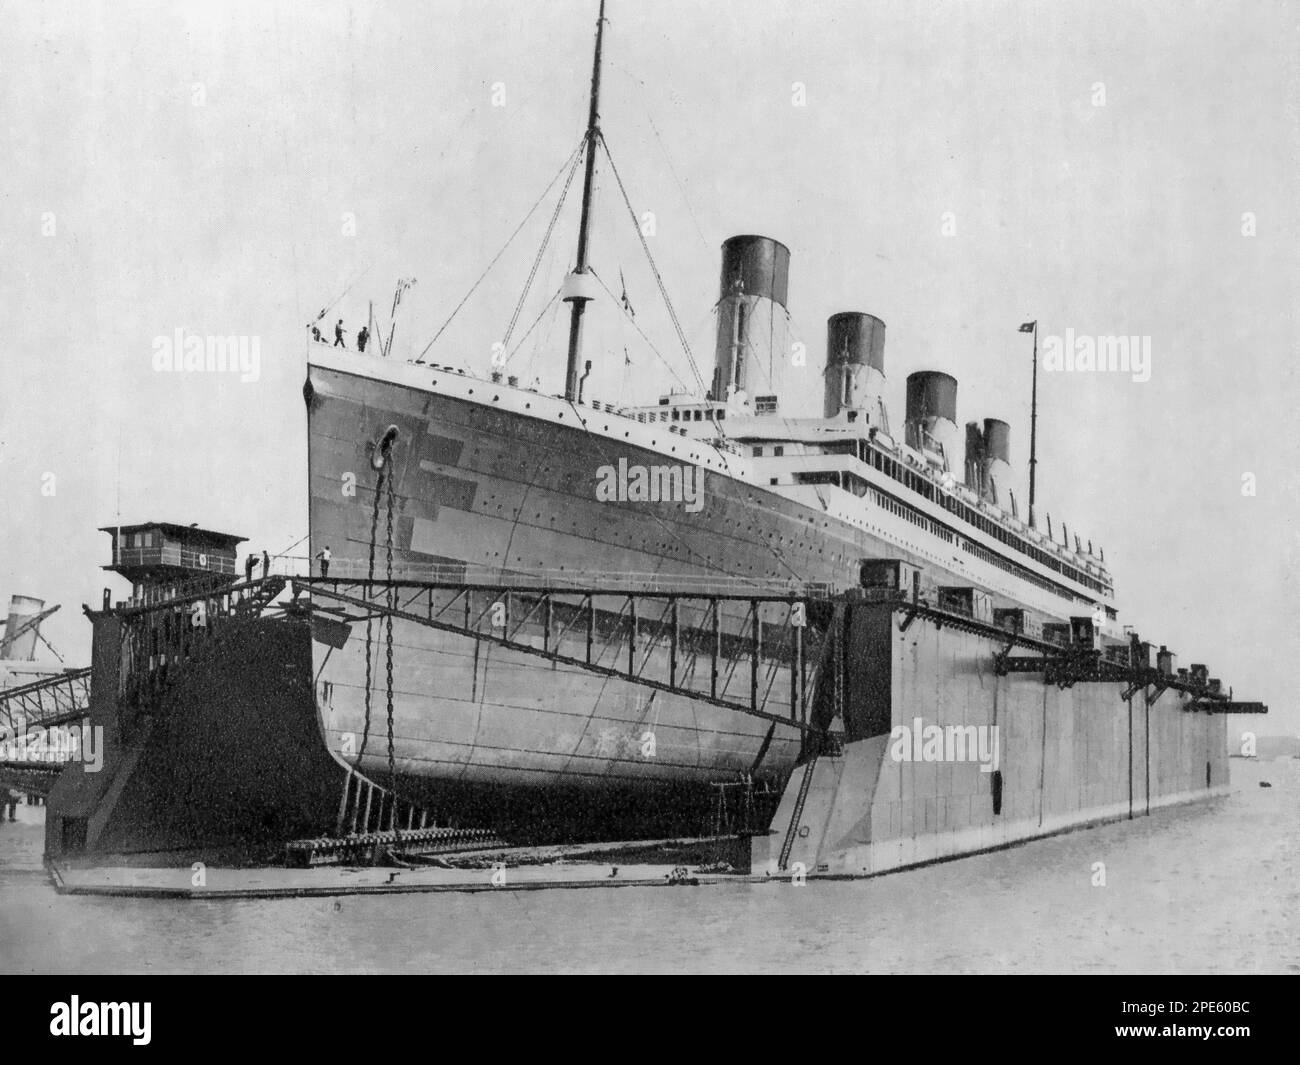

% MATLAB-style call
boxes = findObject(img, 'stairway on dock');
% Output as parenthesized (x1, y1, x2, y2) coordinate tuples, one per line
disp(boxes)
(285, 766, 507, 867)
(777, 754, 820, 871)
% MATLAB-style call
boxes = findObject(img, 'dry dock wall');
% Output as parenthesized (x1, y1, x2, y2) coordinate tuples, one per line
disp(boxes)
(45, 614, 345, 860)
(754, 606, 1228, 877)
(46, 595, 1226, 871)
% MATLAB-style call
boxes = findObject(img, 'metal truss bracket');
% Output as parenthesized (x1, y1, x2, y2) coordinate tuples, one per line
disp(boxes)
(897, 605, 921, 633)
(1186, 700, 1268, 715)
(1044, 660, 1078, 690)
(303, 582, 827, 737)
(992, 639, 1017, 675)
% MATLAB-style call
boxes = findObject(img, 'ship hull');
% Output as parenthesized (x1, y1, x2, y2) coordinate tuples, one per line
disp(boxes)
(305, 364, 869, 823)
(303, 357, 1225, 844)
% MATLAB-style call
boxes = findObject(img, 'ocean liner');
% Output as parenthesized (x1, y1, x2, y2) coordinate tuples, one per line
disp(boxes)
(44, 2, 1259, 874)
(304, 2, 1163, 844)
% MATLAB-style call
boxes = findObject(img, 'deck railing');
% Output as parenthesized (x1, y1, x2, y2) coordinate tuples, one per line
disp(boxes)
(271, 555, 833, 597)
(112, 545, 237, 575)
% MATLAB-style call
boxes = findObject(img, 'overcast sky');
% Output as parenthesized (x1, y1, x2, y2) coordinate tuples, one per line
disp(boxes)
(2, 0, 1297, 734)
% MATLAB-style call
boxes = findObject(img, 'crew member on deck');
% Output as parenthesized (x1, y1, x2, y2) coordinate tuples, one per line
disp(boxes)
(316, 546, 331, 578)
(357, 326, 370, 353)
(334, 320, 346, 348)
(244, 554, 258, 582)
(263, 550, 271, 576)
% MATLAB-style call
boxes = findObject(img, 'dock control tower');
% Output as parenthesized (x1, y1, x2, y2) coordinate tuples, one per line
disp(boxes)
(100, 522, 246, 606)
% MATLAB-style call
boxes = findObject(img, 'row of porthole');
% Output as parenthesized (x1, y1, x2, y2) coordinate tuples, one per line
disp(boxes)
(477, 493, 838, 572)
(458, 455, 878, 573)
(483, 498, 697, 556)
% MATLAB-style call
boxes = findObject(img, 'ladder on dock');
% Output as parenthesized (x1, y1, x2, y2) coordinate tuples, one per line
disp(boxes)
(335, 765, 426, 838)
(234, 576, 285, 616)
(777, 754, 819, 872)
(283, 765, 506, 867)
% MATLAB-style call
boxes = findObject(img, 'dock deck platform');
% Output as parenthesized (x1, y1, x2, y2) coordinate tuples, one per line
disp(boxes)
(46, 835, 761, 898)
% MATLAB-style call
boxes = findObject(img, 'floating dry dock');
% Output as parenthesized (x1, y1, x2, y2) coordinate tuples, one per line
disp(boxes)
(31, 529, 1265, 891)
(24, 1, 1267, 893)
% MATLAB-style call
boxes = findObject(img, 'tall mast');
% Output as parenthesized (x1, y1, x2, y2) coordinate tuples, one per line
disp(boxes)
(563, 0, 607, 402)
(1028, 320, 1039, 523)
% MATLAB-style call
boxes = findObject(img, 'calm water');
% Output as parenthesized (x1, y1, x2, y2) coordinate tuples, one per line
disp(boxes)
(2, 759, 1297, 974)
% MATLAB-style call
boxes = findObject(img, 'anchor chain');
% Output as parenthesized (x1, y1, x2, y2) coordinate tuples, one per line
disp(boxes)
(384, 467, 401, 849)
(356, 466, 386, 765)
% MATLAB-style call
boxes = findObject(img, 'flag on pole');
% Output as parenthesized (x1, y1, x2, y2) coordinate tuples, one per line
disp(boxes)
(392, 278, 416, 318)
(619, 269, 635, 318)
(1018, 321, 1036, 333)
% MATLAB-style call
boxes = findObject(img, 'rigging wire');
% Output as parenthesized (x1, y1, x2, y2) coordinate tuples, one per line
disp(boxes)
(309, 265, 373, 328)
(501, 141, 586, 349)
(597, 131, 707, 396)
(276, 533, 309, 560)
(587, 266, 689, 392)
(522, 277, 565, 386)
(308, 95, 531, 345)
(613, 63, 712, 253)
(504, 286, 564, 363)
(529, 219, 566, 372)
(646, 110, 712, 253)
(414, 136, 586, 364)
